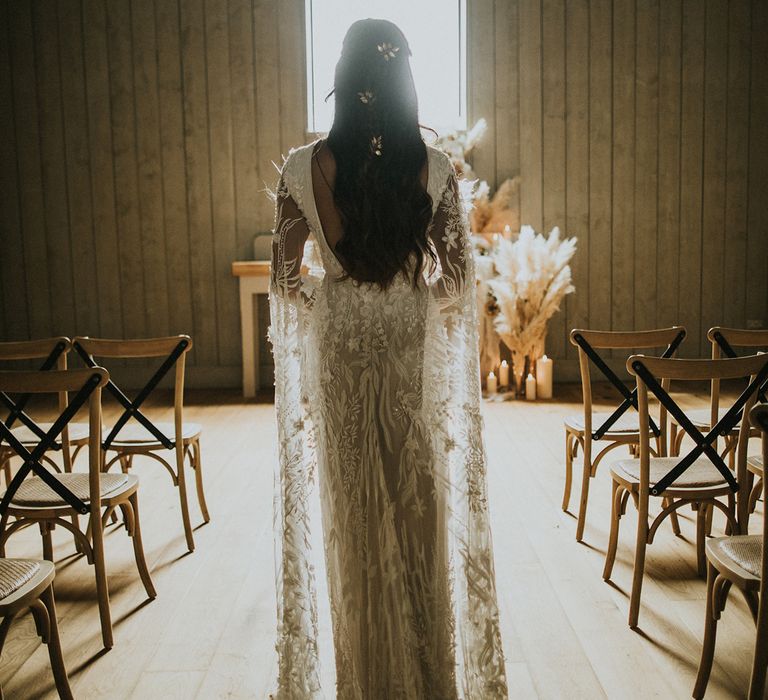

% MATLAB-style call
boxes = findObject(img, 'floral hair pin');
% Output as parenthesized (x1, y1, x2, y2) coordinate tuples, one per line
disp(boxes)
(370, 135, 383, 157)
(377, 42, 399, 60)
(358, 90, 375, 105)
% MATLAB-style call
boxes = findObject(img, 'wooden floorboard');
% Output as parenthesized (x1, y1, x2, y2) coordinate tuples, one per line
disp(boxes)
(0, 385, 759, 698)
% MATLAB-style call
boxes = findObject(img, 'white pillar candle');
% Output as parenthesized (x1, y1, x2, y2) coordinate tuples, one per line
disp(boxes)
(486, 371, 497, 394)
(536, 354, 553, 399)
(503, 224, 513, 240)
(499, 360, 510, 388)
(525, 373, 537, 401)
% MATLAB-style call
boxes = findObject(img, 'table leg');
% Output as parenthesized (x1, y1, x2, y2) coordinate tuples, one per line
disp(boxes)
(239, 281, 256, 398)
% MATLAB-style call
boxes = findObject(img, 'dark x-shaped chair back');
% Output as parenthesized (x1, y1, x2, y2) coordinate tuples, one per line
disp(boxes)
(0, 368, 108, 516)
(0, 338, 71, 452)
(571, 327, 687, 441)
(72, 336, 191, 452)
(709, 327, 768, 404)
(629, 353, 768, 497)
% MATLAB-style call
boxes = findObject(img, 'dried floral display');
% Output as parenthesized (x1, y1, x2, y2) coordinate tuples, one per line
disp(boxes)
(483, 226, 577, 393)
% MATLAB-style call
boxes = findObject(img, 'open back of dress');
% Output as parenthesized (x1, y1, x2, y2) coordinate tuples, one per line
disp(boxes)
(269, 142, 508, 699)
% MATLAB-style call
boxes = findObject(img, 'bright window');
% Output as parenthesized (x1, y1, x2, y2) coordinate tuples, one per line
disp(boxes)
(305, 0, 467, 134)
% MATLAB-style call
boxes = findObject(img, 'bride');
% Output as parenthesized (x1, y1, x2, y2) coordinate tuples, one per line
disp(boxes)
(270, 18, 508, 699)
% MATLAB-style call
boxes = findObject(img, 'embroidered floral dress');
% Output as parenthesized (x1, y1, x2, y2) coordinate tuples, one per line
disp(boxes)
(269, 141, 508, 699)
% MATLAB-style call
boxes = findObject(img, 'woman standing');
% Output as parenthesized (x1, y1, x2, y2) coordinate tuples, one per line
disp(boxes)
(270, 18, 507, 699)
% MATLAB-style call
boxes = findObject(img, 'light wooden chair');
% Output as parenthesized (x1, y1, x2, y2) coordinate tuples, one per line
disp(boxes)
(0, 368, 156, 649)
(72, 336, 209, 553)
(670, 327, 767, 464)
(693, 403, 768, 699)
(0, 558, 72, 699)
(603, 353, 768, 629)
(564, 327, 686, 542)
(0, 338, 89, 486)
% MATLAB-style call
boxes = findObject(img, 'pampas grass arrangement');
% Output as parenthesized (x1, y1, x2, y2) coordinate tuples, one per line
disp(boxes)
(486, 226, 577, 393)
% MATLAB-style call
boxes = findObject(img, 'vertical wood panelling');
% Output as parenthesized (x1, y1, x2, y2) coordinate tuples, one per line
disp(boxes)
(518, 0, 543, 231)
(541, 0, 567, 360)
(587, 0, 613, 336)
(678, 0, 706, 357)
(610, 0, 635, 338)
(0, 0, 27, 339)
(563, 0, 589, 359)
(83, 0, 123, 338)
(132, 0, 170, 338)
(655, 0, 682, 331)
(746, 3, 768, 328)
(633, 0, 658, 333)
(58, 0, 100, 336)
(700, 0, 728, 342)
(722, 1, 750, 329)
(10, 1, 53, 338)
(155, 0, 194, 342)
(2, 0, 766, 386)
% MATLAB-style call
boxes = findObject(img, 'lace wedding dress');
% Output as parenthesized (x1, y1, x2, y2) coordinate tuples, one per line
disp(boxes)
(269, 141, 508, 699)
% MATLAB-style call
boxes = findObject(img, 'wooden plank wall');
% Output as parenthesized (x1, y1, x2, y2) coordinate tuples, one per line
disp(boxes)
(477, 0, 768, 366)
(0, 0, 305, 386)
(0, 0, 766, 386)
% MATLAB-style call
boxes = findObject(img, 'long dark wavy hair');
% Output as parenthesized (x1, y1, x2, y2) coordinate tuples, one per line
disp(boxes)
(326, 19, 434, 288)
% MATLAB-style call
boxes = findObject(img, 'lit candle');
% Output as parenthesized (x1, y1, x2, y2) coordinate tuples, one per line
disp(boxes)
(499, 360, 510, 388)
(486, 371, 497, 394)
(503, 224, 512, 240)
(525, 372, 537, 401)
(535, 355, 553, 399)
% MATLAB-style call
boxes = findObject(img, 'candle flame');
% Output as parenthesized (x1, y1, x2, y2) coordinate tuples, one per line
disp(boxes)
(488, 371, 495, 378)
(500, 360, 508, 367)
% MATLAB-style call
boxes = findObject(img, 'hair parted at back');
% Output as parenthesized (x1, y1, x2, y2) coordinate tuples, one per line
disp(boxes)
(326, 18, 435, 288)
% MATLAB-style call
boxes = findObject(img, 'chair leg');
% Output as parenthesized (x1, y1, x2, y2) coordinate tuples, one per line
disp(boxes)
(562, 432, 574, 512)
(628, 498, 649, 628)
(696, 503, 708, 577)
(663, 497, 681, 536)
(126, 493, 156, 599)
(91, 512, 113, 649)
(749, 585, 768, 699)
(603, 480, 623, 580)
(38, 586, 74, 700)
(40, 522, 54, 563)
(693, 563, 720, 699)
(176, 444, 195, 552)
(575, 445, 593, 542)
(191, 440, 210, 524)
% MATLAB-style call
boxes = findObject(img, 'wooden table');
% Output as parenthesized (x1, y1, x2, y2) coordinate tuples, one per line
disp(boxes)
(231, 261, 270, 397)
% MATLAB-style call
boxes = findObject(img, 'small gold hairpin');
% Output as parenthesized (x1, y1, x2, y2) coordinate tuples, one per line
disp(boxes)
(358, 90, 375, 104)
(377, 42, 399, 60)
(370, 135, 383, 156)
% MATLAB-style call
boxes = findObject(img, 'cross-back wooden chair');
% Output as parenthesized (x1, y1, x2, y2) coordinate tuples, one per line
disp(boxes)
(0, 368, 156, 649)
(72, 336, 209, 553)
(0, 338, 89, 487)
(603, 353, 768, 629)
(670, 327, 767, 464)
(0, 557, 72, 699)
(564, 327, 686, 542)
(694, 402, 768, 699)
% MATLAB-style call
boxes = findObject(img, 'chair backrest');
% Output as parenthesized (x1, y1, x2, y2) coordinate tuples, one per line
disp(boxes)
(708, 327, 768, 422)
(71, 336, 192, 452)
(0, 338, 73, 453)
(628, 354, 768, 508)
(0, 368, 108, 516)
(569, 327, 686, 445)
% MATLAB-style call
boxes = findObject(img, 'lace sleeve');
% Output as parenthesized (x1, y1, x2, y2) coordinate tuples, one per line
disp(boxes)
(271, 176, 310, 301)
(427, 172, 472, 308)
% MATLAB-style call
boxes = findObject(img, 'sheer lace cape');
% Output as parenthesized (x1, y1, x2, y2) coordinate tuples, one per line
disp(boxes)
(269, 141, 507, 699)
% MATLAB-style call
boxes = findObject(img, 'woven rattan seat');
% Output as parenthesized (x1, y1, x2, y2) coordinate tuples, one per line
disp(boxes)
(109, 421, 202, 445)
(671, 407, 737, 430)
(615, 457, 728, 488)
(10, 422, 90, 445)
(714, 536, 763, 579)
(0, 558, 40, 599)
(8, 473, 131, 507)
(564, 413, 639, 435)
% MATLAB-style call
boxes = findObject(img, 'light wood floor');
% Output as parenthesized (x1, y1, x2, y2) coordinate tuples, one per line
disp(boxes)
(0, 385, 761, 699)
